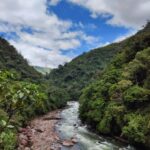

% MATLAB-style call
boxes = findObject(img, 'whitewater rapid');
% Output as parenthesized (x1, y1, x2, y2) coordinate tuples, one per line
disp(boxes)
(56, 101, 135, 150)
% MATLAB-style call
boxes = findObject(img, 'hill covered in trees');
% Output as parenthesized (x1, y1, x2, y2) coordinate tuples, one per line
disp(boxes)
(48, 23, 150, 102)
(48, 41, 122, 100)
(0, 38, 42, 80)
(79, 23, 150, 149)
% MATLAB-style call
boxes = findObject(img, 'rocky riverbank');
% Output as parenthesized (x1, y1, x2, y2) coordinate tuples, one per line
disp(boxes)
(18, 109, 78, 150)
(18, 110, 61, 150)
(18, 101, 134, 150)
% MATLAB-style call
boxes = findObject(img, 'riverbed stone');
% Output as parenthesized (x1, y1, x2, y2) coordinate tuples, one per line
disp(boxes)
(21, 139, 28, 146)
(71, 137, 78, 144)
(62, 140, 74, 147)
(24, 147, 30, 150)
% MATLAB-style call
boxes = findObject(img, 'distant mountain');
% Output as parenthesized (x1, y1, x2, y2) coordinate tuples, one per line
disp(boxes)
(34, 66, 51, 75)
(0, 37, 42, 80)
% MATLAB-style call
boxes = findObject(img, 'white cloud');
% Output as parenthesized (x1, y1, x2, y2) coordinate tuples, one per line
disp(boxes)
(0, 0, 98, 68)
(68, 0, 150, 29)
(1, 0, 145, 68)
(10, 40, 71, 68)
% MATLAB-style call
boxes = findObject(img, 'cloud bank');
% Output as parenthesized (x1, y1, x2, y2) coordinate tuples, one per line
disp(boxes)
(0, 0, 97, 68)
(68, 0, 150, 28)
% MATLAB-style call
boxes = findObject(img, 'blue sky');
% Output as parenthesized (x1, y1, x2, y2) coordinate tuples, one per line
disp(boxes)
(0, 0, 149, 68)
(49, 0, 130, 54)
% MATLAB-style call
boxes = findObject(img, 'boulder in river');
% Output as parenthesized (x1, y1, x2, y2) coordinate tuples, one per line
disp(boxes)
(71, 137, 78, 144)
(62, 140, 74, 147)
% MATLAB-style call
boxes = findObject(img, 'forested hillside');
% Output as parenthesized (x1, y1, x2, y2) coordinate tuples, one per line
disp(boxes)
(79, 23, 150, 149)
(0, 37, 69, 149)
(48, 42, 123, 100)
(48, 23, 150, 102)
(0, 38, 41, 80)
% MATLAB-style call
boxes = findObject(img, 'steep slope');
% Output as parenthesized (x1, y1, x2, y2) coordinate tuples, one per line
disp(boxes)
(79, 23, 150, 148)
(0, 37, 41, 80)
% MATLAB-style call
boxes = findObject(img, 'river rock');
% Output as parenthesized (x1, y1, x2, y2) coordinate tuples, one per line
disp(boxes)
(19, 134, 28, 141)
(50, 143, 62, 150)
(54, 135, 60, 141)
(18, 144, 24, 150)
(71, 138, 78, 144)
(26, 126, 31, 129)
(19, 128, 27, 133)
(35, 128, 44, 132)
(58, 145, 62, 149)
(27, 132, 32, 138)
(24, 147, 30, 150)
(21, 139, 28, 146)
(62, 140, 74, 147)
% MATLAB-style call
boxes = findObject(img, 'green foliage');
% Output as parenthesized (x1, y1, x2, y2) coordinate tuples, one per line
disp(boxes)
(0, 130, 17, 150)
(109, 80, 133, 101)
(0, 71, 47, 119)
(0, 70, 69, 149)
(98, 102, 125, 135)
(0, 109, 8, 122)
(47, 86, 68, 109)
(0, 37, 42, 81)
(98, 116, 111, 134)
(122, 114, 148, 143)
(79, 23, 150, 148)
(48, 43, 122, 100)
(123, 85, 150, 107)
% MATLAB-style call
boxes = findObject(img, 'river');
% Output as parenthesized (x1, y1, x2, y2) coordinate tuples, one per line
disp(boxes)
(56, 101, 135, 150)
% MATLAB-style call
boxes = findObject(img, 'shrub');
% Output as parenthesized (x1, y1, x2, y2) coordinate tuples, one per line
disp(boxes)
(109, 80, 132, 101)
(122, 114, 148, 143)
(0, 129, 17, 150)
(0, 70, 69, 148)
(123, 85, 150, 108)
